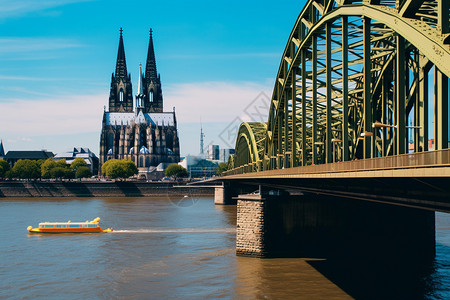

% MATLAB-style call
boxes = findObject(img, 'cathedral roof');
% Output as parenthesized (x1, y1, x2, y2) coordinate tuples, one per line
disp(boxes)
(139, 146, 150, 154)
(105, 112, 175, 127)
(135, 110, 146, 124)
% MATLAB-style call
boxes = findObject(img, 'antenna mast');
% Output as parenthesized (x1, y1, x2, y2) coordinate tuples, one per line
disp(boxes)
(200, 118, 204, 155)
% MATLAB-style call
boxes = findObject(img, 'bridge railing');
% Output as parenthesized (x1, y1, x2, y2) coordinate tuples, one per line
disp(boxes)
(223, 149, 450, 176)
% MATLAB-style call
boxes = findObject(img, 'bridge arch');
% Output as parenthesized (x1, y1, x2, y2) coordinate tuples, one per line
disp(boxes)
(230, 122, 267, 171)
(234, 0, 450, 172)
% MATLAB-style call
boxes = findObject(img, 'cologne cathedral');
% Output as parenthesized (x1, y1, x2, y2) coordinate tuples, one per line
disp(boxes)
(99, 29, 180, 179)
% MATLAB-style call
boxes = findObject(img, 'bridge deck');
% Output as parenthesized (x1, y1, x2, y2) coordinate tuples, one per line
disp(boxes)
(224, 149, 450, 179)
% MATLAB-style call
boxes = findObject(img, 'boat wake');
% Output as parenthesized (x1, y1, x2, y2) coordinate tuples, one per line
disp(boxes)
(113, 228, 236, 234)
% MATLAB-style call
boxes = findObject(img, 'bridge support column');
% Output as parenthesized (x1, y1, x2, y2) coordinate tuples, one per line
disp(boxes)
(214, 185, 236, 205)
(215, 182, 256, 205)
(236, 192, 435, 260)
(214, 185, 235, 205)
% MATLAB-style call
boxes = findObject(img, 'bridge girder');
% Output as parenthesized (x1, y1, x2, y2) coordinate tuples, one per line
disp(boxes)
(228, 0, 450, 173)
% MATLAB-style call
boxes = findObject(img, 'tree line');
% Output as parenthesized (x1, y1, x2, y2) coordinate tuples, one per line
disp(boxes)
(0, 158, 228, 181)
(0, 158, 92, 180)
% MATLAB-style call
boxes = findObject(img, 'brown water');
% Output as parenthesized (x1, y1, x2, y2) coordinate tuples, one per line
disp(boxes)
(0, 197, 449, 299)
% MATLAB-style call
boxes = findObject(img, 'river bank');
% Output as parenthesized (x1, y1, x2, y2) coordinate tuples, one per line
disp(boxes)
(0, 181, 213, 197)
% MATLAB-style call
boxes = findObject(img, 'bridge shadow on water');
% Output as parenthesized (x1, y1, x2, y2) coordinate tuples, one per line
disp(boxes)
(245, 192, 448, 299)
(300, 206, 450, 300)
(306, 250, 443, 300)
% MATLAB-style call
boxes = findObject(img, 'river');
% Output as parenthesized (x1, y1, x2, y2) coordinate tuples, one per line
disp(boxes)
(0, 196, 449, 299)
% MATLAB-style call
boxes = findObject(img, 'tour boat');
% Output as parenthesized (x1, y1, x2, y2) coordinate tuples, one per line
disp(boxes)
(27, 217, 113, 233)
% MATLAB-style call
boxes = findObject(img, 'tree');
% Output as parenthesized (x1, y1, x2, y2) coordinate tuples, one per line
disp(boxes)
(41, 158, 69, 179)
(70, 157, 87, 171)
(75, 166, 92, 179)
(0, 159, 10, 179)
(216, 162, 228, 175)
(102, 159, 138, 179)
(50, 166, 73, 180)
(165, 164, 188, 179)
(11, 159, 40, 180)
(36, 159, 45, 170)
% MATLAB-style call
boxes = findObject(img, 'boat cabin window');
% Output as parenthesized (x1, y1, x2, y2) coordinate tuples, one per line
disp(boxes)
(37, 223, 98, 229)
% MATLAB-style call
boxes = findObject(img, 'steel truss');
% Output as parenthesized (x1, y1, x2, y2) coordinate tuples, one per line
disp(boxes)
(228, 0, 450, 173)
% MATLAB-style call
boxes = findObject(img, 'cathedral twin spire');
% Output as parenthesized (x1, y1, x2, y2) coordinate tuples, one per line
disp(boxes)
(110, 28, 163, 113)
(115, 28, 128, 79)
(145, 29, 158, 81)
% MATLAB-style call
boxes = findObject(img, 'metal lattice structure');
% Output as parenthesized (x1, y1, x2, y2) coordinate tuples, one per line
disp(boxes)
(227, 0, 450, 173)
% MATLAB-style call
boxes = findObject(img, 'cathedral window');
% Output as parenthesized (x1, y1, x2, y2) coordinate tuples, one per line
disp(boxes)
(119, 89, 124, 102)
(149, 90, 154, 102)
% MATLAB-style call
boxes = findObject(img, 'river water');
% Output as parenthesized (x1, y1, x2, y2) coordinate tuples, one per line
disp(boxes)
(0, 196, 449, 299)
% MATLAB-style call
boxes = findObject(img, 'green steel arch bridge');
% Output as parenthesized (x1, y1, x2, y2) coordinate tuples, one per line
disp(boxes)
(219, 0, 450, 212)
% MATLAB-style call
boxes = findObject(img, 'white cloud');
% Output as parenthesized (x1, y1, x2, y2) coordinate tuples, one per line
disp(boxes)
(164, 81, 272, 124)
(162, 52, 279, 60)
(0, 93, 106, 137)
(0, 81, 274, 155)
(0, 0, 93, 19)
(0, 37, 83, 56)
(0, 81, 273, 137)
(0, 75, 61, 81)
(7, 137, 32, 144)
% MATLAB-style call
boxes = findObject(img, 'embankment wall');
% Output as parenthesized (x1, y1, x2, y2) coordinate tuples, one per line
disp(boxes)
(0, 181, 213, 198)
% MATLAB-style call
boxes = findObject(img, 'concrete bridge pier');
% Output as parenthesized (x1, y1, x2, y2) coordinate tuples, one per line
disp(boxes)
(236, 191, 435, 260)
(214, 182, 257, 205)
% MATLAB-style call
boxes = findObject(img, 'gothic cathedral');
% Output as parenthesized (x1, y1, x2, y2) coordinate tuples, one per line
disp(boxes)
(99, 29, 180, 179)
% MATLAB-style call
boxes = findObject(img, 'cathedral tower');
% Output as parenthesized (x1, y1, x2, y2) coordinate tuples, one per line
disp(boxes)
(99, 28, 180, 180)
(109, 28, 134, 112)
(143, 29, 163, 113)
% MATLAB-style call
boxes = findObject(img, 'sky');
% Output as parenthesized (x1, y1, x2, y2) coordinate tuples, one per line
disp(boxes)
(0, 0, 306, 157)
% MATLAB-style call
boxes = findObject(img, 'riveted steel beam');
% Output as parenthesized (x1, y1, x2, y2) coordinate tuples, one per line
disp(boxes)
(227, 0, 450, 174)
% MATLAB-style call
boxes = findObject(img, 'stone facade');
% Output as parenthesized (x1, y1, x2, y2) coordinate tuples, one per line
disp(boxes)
(236, 195, 267, 257)
(99, 29, 180, 179)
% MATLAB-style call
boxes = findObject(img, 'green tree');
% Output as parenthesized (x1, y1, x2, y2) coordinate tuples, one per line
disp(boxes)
(102, 159, 138, 179)
(11, 159, 40, 180)
(0, 159, 10, 179)
(165, 164, 188, 179)
(41, 158, 69, 179)
(41, 158, 56, 178)
(75, 166, 92, 179)
(36, 159, 45, 170)
(50, 166, 73, 180)
(70, 157, 87, 171)
(122, 159, 138, 178)
(216, 162, 228, 175)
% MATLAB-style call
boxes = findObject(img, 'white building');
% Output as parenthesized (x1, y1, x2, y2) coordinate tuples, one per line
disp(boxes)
(54, 148, 99, 175)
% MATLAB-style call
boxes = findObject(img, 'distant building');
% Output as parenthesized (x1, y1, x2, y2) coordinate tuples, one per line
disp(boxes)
(4, 150, 53, 167)
(54, 148, 99, 175)
(99, 29, 180, 180)
(179, 155, 218, 178)
(220, 148, 235, 163)
(207, 144, 220, 160)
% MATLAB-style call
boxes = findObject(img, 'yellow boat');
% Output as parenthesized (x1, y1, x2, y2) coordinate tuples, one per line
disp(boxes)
(27, 217, 113, 233)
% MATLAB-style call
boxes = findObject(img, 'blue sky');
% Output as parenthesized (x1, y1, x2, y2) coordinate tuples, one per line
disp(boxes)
(0, 0, 305, 156)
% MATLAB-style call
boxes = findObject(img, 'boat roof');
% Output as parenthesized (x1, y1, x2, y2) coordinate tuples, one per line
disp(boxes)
(39, 221, 98, 225)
